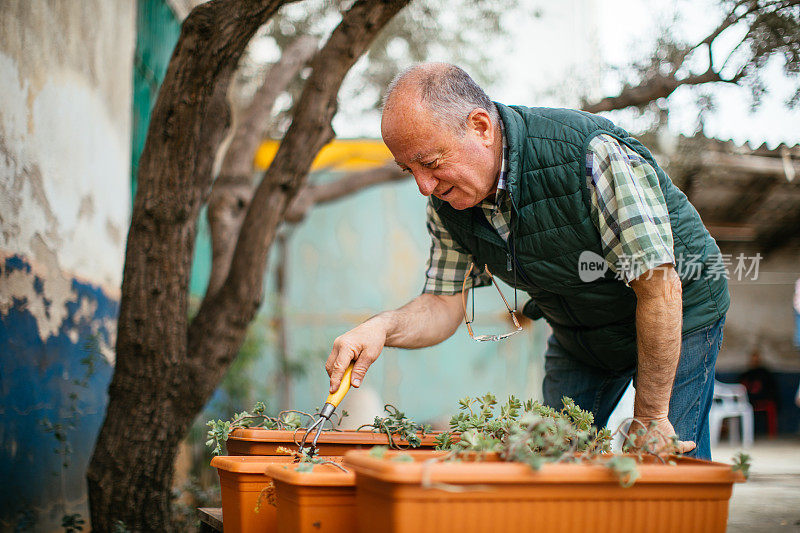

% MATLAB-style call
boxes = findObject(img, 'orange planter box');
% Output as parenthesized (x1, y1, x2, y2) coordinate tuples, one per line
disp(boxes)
(210, 455, 302, 533)
(211, 429, 441, 533)
(225, 428, 444, 456)
(267, 463, 356, 533)
(344, 450, 744, 533)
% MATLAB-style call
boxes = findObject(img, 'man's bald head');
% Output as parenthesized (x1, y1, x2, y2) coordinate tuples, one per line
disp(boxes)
(382, 63, 499, 135)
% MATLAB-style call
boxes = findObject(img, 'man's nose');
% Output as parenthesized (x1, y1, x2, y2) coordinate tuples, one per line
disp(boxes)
(414, 170, 438, 196)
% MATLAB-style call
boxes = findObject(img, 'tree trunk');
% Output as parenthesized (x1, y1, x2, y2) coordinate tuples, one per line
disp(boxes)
(207, 36, 318, 297)
(88, 0, 409, 530)
(86, 1, 288, 531)
(185, 0, 411, 404)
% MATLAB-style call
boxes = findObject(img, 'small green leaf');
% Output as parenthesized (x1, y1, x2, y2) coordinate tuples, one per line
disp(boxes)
(369, 445, 388, 459)
(732, 452, 751, 479)
(607, 456, 641, 488)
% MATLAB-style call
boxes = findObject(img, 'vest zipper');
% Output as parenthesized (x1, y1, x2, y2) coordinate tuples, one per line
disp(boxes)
(507, 232, 532, 286)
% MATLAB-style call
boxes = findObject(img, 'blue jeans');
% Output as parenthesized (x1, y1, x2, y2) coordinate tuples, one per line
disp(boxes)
(542, 317, 725, 460)
(794, 310, 800, 349)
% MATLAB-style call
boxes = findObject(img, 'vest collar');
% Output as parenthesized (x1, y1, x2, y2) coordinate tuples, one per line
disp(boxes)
(494, 102, 524, 226)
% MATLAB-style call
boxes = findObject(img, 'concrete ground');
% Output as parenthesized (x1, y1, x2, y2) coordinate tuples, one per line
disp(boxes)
(713, 437, 800, 532)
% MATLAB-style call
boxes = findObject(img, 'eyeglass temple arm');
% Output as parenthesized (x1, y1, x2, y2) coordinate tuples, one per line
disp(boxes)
(484, 266, 516, 314)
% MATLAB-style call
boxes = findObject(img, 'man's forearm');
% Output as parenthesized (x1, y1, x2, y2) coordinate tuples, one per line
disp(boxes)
(370, 293, 463, 349)
(631, 268, 683, 418)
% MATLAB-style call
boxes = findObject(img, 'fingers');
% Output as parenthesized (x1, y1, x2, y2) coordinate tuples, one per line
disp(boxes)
(678, 440, 696, 454)
(351, 344, 381, 388)
(326, 339, 354, 394)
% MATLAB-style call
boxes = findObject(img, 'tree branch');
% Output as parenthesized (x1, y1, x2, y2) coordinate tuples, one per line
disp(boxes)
(284, 165, 407, 223)
(206, 35, 318, 297)
(221, 35, 319, 178)
(582, 69, 726, 113)
(582, 0, 800, 113)
(187, 0, 411, 388)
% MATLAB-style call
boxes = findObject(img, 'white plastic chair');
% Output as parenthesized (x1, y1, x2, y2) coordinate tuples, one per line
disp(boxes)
(709, 380, 754, 448)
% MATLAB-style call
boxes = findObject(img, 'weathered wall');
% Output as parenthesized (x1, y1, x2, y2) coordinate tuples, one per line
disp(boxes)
(716, 244, 800, 372)
(0, 1, 134, 530)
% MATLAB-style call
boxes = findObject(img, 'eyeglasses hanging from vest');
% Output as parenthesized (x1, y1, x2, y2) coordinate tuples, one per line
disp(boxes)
(461, 262, 522, 342)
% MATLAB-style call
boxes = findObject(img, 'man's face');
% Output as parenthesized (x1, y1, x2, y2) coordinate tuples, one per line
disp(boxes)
(381, 97, 498, 210)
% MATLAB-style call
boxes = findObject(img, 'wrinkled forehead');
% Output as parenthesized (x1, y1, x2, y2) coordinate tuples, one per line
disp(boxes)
(381, 111, 427, 150)
(382, 86, 428, 130)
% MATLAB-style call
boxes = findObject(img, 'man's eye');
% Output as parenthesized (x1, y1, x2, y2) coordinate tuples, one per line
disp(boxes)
(400, 167, 412, 173)
(422, 160, 438, 169)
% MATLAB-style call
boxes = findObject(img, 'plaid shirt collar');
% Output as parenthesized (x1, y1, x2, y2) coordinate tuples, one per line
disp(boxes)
(486, 123, 509, 211)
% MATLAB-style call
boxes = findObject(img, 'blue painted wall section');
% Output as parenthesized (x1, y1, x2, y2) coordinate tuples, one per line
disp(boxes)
(0, 255, 117, 529)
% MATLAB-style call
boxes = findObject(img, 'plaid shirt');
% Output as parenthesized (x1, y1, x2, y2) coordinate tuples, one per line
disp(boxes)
(423, 133, 675, 294)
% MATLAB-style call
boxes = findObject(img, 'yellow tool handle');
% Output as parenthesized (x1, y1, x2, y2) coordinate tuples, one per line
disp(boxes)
(325, 362, 354, 408)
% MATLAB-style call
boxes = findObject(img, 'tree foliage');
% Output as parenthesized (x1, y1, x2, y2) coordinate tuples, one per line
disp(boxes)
(583, 0, 800, 113)
(235, 0, 515, 137)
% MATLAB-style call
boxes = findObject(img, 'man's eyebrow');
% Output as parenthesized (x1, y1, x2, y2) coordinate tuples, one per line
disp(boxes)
(394, 151, 440, 168)
(408, 151, 439, 163)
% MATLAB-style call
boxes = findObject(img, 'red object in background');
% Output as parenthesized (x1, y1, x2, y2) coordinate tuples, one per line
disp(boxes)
(739, 357, 780, 437)
(752, 399, 778, 437)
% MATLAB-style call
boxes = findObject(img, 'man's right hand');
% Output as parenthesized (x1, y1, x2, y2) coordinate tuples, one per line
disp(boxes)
(325, 293, 463, 393)
(326, 317, 389, 393)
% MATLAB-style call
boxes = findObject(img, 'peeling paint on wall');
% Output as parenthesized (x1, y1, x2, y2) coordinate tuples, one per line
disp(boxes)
(0, 1, 134, 529)
(0, 50, 131, 288)
(0, 253, 118, 527)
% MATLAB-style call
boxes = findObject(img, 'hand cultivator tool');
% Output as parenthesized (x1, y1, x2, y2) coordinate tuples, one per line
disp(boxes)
(298, 362, 354, 456)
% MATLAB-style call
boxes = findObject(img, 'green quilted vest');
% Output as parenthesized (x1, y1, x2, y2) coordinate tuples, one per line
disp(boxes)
(432, 104, 729, 373)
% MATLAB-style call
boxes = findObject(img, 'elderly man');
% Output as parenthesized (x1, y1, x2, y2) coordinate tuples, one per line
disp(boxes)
(326, 63, 728, 459)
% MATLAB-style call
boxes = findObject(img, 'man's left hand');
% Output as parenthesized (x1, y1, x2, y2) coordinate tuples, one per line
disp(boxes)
(627, 416, 695, 455)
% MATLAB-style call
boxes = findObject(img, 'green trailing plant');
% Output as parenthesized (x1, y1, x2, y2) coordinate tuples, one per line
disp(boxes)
(369, 445, 414, 462)
(618, 418, 681, 457)
(605, 455, 641, 488)
(357, 404, 432, 449)
(254, 445, 349, 513)
(436, 394, 610, 457)
(732, 452, 751, 479)
(272, 446, 348, 473)
(425, 394, 687, 487)
(441, 393, 526, 448)
(502, 400, 612, 469)
(205, 401, 347, 455)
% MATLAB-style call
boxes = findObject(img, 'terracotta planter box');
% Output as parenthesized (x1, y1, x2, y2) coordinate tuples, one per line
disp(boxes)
(210, 455, 297, 533)
(211, 431, 438, 533)
(226, 428, 444, 456)
(267, 463, 356, 533)
(344, 450, 744, 533)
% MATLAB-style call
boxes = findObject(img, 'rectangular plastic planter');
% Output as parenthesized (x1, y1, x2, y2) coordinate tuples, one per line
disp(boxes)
(211, 434, 438, 533)
(344, 450, 744, 533)
(210, 455, 306, 533)
(267, 463, 356, 533)
(225, 428, 443, 456)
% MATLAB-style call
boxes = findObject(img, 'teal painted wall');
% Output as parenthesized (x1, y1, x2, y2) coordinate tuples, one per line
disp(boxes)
(131, 0, 182, 200)
(192, 171, 549, 427)
(278, 178, 548, 423)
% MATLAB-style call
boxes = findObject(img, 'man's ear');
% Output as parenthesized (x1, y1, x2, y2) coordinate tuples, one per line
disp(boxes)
(467, 108, 494, 145)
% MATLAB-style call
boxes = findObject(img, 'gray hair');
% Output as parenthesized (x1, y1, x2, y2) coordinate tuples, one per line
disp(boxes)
(383, 63, 499, 134)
